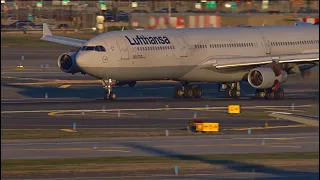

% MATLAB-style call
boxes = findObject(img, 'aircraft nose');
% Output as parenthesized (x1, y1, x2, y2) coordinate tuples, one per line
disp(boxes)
(75, 52, 87, 69)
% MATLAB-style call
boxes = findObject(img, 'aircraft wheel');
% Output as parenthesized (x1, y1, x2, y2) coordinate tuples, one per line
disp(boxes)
(193, 86, 202, 98)
(174, 88, 184, 98)
(255, 89, 265, 99)
(265, 89, 275, 100)
(184, 87, 194, 98)
(231, 89, 240, 99)
(109, 92, 116, 100)
(225, 86, 232, 98)
(274, 88, 284, 100)
(104, 91, 109, 100)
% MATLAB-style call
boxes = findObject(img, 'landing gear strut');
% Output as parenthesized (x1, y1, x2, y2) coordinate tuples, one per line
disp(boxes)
(255, 88, 284, 100)
(174, 82, 202, 99)
(102, 79, 116, 100)
(224, 82, 241, 99)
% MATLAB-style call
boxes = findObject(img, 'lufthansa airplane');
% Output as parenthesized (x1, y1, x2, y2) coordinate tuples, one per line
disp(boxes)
(40, 23, 319, 100)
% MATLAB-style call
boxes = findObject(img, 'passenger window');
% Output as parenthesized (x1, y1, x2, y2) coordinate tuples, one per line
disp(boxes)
(94, 46, 100, 51)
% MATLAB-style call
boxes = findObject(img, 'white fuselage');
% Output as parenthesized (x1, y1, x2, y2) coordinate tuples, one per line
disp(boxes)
(75, 26, 319, 82)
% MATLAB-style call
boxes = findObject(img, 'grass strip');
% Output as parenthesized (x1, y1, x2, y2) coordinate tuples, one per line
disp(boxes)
(1, 130, 194, 140)
(2, 152, 318, 174)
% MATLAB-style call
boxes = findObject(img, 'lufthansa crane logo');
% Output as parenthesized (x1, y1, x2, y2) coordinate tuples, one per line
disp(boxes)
(102, 56, 108, 63)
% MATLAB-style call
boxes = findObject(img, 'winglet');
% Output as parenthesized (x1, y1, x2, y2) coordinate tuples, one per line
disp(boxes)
(43, 23, 52, 36)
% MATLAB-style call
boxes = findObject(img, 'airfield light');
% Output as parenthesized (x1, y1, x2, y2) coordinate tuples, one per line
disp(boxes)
(132, 2, 138, 8)
(262, 0, 269, 9)
(195, 2, 201, 9)
(100, 4, 106, 10)
(99, 0, 107, 10)
(36, 1, 43, 8)
(62, 0, 69, 6)
(224, 3, 231, 8)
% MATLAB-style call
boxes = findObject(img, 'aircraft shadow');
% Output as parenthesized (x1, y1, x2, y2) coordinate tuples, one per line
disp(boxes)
(2, 81, 318, 101)
(122, 142, 318, 180)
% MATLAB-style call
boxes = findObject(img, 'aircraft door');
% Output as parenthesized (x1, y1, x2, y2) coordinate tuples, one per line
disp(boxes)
(175, 35, 188, 57)
(262, 36, 271, 55)
(116, 39, 129, 60)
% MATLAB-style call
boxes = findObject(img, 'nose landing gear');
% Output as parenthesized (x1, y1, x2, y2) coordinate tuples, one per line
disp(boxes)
(102, 79, 116, 100)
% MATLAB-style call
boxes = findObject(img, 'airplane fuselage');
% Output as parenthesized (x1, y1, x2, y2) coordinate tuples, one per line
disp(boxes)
(75, 26, 319, 82)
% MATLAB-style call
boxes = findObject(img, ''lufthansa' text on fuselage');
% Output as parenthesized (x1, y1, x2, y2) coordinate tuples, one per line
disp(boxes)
(125, 35, 171, 45)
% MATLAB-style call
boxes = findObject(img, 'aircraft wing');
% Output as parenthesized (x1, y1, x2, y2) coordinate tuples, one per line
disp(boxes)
(200, 52, 319, 70)
(40, 23, 87, 47)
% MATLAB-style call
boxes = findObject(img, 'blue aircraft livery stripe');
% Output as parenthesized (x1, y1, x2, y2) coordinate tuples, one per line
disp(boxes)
(125, 35, 171, 45)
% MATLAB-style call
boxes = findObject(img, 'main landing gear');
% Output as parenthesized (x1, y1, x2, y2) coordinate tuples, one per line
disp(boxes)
(174, 82, 202, 99)
(222, 82, 241, 99)
(102, 79, 116, 100)
(255, 88, 284, 100)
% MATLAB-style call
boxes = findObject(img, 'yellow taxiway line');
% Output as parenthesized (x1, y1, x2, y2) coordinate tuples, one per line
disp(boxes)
(58, 84, 71, 88)
(60, 129, 77, 133)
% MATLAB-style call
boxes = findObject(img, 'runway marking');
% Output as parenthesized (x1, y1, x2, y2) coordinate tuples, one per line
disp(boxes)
(2, 135, 317, 145)
(2, 72, 63, 74)
(233, 137, 297, 140)
(2, 142, 312, 152)
(59, 84, 71, 88)
(1, 105, 312, 114)
(263, 107, 305, 112)
(0, 173, 280, 180)
(1, 148, 130, 153)
(266, 145, 301, 148)
(8, 80, 101, 85)
(224, 124, 309, 131)
(60, 129, 77, 133)
(48, 111, 137, 117)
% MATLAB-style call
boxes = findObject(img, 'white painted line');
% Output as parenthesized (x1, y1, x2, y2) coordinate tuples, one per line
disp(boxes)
(0, 104, 313, 114)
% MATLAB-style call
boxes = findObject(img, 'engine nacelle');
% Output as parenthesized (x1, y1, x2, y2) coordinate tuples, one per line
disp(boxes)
(57, 51, 82, 74)
(248, 67, 288, 89)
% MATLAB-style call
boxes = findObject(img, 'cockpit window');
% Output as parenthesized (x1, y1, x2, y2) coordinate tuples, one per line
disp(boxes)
(98, 46, 106, 51)
(80, 46, 86, 51)
(80, 45, 106, 52)
(85, 46, 95, 51)
(94, 46, 101, 51)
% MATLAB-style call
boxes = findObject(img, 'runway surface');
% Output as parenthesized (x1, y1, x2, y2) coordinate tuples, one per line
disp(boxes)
(3, 163, 319, 180)
(2, 133, 319, 159)
(2, 42, 319, 180)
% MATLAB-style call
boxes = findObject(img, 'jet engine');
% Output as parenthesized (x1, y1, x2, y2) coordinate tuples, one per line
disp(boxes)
(248, 67, 288, 89)
(57, 52, 82, 74)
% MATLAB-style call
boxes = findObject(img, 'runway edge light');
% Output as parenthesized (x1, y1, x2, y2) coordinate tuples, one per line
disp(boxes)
(174, 165, 179, 175)
(72, 122, 76, 131)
